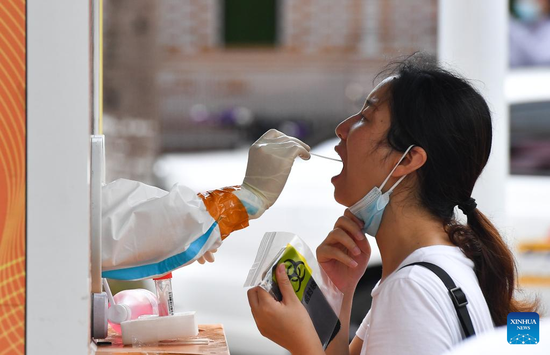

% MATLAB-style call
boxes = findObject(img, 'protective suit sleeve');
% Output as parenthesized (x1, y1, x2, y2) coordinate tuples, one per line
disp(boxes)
(101, 179, 230, 280)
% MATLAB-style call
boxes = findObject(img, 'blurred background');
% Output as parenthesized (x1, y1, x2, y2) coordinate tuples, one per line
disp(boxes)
(101, 1, 550, 354)
(102, 0, 439, 183)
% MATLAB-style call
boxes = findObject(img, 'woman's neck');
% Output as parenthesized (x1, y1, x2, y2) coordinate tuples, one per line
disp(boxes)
(374, 199, 453, 282)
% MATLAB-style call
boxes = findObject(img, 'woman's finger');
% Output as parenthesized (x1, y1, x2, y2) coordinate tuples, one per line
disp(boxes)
(326, 228, 361, 256)
(247, 287, 260, 311)
(253, 284, 279, 309)
(318, 244, 358, 268)
(275, 263, 299, 305)
(355, 233, 372, 255)
(334, 216, 365, 240)
(344, 209, 365, 229)
(334, 215, 364, 241)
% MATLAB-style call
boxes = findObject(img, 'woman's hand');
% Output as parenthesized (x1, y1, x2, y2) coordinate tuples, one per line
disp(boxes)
(247, 264, 324, 355)
(317, 210, 371, 294)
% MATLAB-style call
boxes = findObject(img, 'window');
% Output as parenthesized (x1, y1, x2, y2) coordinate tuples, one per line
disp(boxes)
(223, 0, 277, 46)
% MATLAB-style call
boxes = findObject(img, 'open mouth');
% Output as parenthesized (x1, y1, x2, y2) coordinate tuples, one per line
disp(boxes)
(334, 144, 345, 164)
(331, 144, 345, 183)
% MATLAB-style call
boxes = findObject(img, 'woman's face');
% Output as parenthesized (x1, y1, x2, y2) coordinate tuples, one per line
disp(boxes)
(332, 78, 398, 207)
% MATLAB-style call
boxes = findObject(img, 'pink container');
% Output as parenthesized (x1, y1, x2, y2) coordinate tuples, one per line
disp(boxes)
(108, 289, 159, 334)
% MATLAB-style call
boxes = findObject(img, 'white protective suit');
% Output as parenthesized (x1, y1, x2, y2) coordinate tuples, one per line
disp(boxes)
(101, 129, 310, 281)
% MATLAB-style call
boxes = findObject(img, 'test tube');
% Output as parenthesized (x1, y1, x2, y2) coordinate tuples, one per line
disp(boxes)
(153, 272, 174, 316)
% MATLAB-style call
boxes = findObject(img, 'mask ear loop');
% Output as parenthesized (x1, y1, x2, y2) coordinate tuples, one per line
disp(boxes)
(379, 145, 415, 192)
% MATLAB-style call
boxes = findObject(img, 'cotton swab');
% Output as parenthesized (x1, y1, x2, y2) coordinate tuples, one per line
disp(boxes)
(310, 153, 342, 162)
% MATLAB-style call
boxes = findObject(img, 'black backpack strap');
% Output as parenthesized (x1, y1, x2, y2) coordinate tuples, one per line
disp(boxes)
(399, 261, 476, 338)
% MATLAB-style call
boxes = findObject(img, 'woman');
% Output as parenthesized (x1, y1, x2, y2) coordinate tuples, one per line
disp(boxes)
(247, 55, 538, 355)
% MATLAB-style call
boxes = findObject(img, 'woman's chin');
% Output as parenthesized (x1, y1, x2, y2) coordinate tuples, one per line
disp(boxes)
(332, 175, 359, 207)
(333, 187, 364, 208)
(331, 175, 341, 196)
(333, 189, 352, 207)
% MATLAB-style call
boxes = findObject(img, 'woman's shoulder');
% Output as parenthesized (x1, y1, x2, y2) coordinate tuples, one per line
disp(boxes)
(366, 247, 489, 354)
(398, 245, 475, 277)
(395, 246, 476, 290)
(373, 244, 493, 331)
(374, 245, 479, 304)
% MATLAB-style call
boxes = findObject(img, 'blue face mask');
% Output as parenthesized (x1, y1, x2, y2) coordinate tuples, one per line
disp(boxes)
(515, 0, 543, 23)
(349, 146, 414, 236)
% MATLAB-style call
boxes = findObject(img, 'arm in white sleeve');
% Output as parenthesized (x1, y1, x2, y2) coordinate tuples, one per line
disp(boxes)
(101, 179, 249, 280)
(100, 130, 309, 280)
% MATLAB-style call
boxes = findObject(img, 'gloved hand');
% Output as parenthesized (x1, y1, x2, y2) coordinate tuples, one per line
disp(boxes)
(236, 129, 311, 219)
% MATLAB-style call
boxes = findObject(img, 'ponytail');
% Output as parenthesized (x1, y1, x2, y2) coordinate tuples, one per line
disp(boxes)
(447, 209, 539, 326)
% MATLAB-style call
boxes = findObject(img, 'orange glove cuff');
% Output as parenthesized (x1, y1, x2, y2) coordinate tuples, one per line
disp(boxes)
(198, 186, 249, 240)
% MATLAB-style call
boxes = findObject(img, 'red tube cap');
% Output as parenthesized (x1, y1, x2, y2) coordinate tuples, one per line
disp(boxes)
(153, 272, 172, 280)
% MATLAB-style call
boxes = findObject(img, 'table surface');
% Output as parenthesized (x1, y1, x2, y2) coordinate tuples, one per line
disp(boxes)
(95, 324, 230, 355)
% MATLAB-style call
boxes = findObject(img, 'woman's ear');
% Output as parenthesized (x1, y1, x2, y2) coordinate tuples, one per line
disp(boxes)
(392, 146, 427, 177)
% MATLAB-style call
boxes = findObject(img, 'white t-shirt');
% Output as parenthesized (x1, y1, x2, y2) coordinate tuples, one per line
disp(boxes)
(356, 245, 494, 355)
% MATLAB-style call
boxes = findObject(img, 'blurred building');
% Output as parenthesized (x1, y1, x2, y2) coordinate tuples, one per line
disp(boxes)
(103, 0, 438, 168)
(103, 0, 160, 183)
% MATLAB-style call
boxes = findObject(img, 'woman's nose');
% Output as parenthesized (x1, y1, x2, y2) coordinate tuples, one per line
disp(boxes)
(335, 115, 354, 140)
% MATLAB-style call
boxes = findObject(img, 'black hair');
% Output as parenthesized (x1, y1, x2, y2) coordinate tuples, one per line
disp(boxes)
(379, 53, 538, 326)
